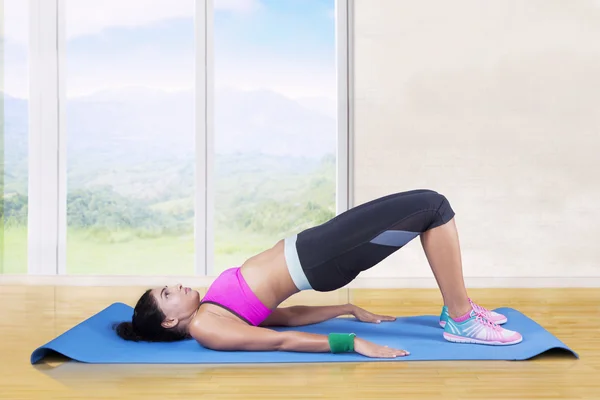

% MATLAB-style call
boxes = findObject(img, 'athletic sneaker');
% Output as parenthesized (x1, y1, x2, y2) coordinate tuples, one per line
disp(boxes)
(439, 298, 507, 328)
(443, 310, 522, 346)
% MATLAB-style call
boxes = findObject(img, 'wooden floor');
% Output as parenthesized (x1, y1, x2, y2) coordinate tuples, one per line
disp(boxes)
(1, 286, 598, 399)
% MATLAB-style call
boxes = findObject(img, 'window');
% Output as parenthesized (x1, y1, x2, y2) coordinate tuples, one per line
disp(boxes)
(1, 0, 29, 274)
(64, 0, 197, 274)
(211, 0, 338, 273)
(2, 0, 346, 276)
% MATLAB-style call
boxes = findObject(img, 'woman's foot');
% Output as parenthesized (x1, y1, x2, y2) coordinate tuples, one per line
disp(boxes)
(439, 299, 507, 328)
(442, 310, 522, 346)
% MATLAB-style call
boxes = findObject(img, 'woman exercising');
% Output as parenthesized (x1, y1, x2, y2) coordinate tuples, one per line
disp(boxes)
(116, 189, 522, 358)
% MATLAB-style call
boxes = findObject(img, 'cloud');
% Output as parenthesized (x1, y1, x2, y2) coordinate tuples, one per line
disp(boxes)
(215, 0, 262, 14)
(66, 0, 262, 39)
(63, 50, 335, 101)
(2, 0, 29, 45)
(214, 57, 336, 100)
(65, 0, 195, 39)
(326, 7, 336, 20)
(1, 0, 262, 44)
(2, 0, 332, 99)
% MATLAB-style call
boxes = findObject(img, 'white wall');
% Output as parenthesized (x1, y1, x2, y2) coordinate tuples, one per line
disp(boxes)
(353, 0, 600, 281)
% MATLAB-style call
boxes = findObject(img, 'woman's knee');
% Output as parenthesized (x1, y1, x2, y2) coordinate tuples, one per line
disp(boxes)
(431, 192, 455, 227)
(397, 190, 455, 230)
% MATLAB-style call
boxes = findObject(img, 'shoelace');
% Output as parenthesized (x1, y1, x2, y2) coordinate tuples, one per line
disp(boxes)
(469, 298, 493, 318)
(474, 313, 502, 331)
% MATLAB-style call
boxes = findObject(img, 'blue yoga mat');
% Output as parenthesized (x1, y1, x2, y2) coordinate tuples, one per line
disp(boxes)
(30, 302, 577, 364)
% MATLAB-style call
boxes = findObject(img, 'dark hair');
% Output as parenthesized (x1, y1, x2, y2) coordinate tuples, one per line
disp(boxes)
(114, 289, 189, 342)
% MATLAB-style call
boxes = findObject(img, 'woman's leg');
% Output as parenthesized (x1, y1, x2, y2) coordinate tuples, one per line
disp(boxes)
(420, 217, 509, 326)
(283, 189, 522, 345)
(286, 189, 455, 292)
(420, 218, 471, 319)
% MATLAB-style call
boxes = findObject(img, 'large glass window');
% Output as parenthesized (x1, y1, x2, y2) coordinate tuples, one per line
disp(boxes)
(65, 0, 196, 274)
(212, 0, 338, 273)
(1, 0, 29, 274)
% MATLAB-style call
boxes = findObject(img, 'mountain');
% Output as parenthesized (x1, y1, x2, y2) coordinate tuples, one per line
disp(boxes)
(2, 87, 337, 198)
(65, 87, 196, 169)
(2, 92, 28, 164)
(214, 88, 336, 157)
(3, 86, 336, 162)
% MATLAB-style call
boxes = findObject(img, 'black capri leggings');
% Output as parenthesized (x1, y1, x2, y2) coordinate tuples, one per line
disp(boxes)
(283, 189, 455, 292)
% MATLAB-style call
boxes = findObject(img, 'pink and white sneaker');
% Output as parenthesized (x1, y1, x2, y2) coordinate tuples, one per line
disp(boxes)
(439, 299, 507, 328)
(469, 298, 508, 325)
(443, 310, 522, 346)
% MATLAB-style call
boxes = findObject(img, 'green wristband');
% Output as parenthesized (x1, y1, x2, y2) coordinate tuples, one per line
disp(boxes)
(328, 333, 356, 353)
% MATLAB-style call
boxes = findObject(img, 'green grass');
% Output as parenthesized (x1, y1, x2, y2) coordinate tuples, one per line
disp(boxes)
(1, 153, 336, 275)
(66, 227, 280, 275)
(1, 226, 28, 274)
(65, 228, 196, 275)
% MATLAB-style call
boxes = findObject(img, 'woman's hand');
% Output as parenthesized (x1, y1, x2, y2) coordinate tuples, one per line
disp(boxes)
(350, 305, 396, 324)
(354, 337, 409, 358)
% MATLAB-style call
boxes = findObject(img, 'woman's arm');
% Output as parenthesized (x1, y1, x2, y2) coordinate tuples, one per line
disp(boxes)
(261, 304, 396, 327)
(189, 316, 408, 358)
(260, 304, 352, 327)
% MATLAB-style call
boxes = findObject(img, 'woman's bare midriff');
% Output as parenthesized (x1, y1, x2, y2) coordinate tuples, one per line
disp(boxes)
(196, 239, 300, 323)
(240, 239, 300, 307)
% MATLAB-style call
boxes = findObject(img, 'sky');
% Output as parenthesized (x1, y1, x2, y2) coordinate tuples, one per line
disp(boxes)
(1, 0, 337, 100)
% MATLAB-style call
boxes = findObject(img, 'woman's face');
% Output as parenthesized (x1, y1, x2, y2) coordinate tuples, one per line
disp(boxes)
(150, 284, 201, 328)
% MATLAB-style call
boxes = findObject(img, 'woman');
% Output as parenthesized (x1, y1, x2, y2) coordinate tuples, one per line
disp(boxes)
(115, 189, 522, 358)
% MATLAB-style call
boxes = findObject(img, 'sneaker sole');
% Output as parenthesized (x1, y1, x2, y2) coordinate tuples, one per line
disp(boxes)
(443, 332, 523, 346)
(439, 317, 508, 328)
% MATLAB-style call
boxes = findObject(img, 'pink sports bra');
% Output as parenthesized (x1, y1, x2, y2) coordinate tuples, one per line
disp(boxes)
(201, 267, 273, 326)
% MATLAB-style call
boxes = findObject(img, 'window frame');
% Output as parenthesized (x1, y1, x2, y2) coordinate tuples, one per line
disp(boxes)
(28, 0, 61, 275)
(24, 0, 352, 276)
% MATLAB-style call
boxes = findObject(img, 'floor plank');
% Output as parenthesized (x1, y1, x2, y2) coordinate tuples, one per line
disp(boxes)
(1, 286, 598, 399)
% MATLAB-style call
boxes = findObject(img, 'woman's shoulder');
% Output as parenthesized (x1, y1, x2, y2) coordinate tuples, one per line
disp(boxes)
(194, 296, 248, 329)
(189, 308, 246, 348)
(188, 310, 216, 345)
